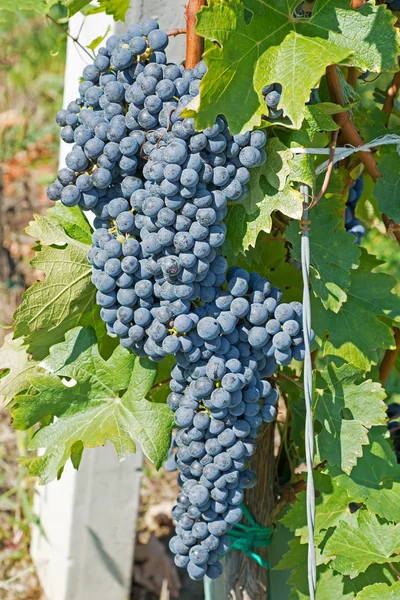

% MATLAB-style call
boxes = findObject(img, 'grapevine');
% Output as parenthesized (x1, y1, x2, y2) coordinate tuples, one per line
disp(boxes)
(45, 19, 313, 581)
(1, 0, 400, 598)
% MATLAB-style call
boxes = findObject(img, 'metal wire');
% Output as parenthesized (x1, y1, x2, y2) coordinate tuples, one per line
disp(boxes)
(300, 184, 317, 600)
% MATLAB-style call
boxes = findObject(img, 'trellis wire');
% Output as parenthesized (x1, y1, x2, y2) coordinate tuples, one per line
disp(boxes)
(300, 184, 316, 600)
(290, 133, 400, 174)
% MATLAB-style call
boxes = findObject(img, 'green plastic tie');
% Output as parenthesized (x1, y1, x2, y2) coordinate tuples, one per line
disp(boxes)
(225, 503, 273, 569)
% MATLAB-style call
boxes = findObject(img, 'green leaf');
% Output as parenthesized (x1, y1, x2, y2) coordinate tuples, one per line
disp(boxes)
(312, 250, 400, 370)
(186, 0, 397, 133)
(324, 510, 400, 578)
(290, 566, 355, 600)
(64, 0, 92, 18)
(0, 335, 40, 403)
(47, 202, 93, 246)
(356, 581, 400, 599)
(280, 471, 353, 544)
(264, 138, 292, 191)
(98, 0, 130, 21)
(233, 232, 303, 303)
(224, 170, 303, 254)
(13, 210, 97, 359)
(281, 130, 316, 188)
(313, 363, 387, 473)
(0, 0, 49, 14)
(304, 104, 340, 136)
(14, 327, 173, 483)
(274, 540, 335, 600)
(87, 25, 111, 52)
(327, 429, 400, 523)
(373, 153, 400, 222)
(287, 197, 360, 311)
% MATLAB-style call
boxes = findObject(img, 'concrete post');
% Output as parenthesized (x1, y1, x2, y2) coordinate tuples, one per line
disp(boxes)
(31, 5, 186, 599)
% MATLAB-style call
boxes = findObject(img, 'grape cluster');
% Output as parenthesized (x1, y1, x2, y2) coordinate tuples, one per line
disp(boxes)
(386, 0, 400, 12)
(344, 176, 365, 244)
(262, 83, 283, 121)
(48, 19, 311, 581)
(387, 402, 400, 463)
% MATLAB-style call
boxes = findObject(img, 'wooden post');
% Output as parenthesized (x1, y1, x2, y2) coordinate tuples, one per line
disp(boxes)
(207, 426, 276, 599)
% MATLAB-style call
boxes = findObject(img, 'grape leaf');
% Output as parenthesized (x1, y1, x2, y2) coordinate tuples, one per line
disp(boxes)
(274, 540, 335, 600)
(61, 0, 87, 16)
(233, 232, 303, 303)
(313, 363, 387, 473)
(225, 174, 303, 254)
(324, 510, 400, 578)
(13, 210, 97, 359)
(287, 197, 360, 311)
(312, 251, 400, 370)
(0, 0, 53, 14)
(280, 471, 353, 544)
(264, 138, 292, 191)
(64, 0, 92, 17)
(373, 153, 400, 222)
(14, 327, 173, 483)
(0, 335, 40, 403)
(289, 566, 355, 600)
(186, 0, 397, 133)
(327, 429, 400, 523)
(279, 130, 316, 188)
(303, 104, 341, 137)
(46, 203, 92, 245)
(87, 25, 111, 52)
(98, 0, 130, 22)
(356, 581, 400, 600)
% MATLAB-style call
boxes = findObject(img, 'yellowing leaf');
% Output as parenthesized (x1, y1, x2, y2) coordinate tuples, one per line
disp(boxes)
(14, 328, 173, 483)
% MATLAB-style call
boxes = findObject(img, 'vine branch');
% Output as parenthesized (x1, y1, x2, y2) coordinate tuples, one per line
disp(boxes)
(382, 71, 400, 120)
(309, 130, 338, 209)
(185, 0, 207, 69)
(46, 14, 94, 60)
(326, 65, 400, 246)
(326, 65, 381, 180)
(347, 66, 358, 90)
(379, 328, 400, 386)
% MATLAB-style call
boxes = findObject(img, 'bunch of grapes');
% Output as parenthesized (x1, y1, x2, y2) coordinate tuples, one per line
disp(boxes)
(387, 403, 400, 463)
(344, 176, 365, 244)
(262, 83, 283, 120)
(47, 19, 310, 580)
(386, 0, 400, 12)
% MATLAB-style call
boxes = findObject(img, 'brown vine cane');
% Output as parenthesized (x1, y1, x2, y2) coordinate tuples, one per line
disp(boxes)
(185, 0, 207, 69)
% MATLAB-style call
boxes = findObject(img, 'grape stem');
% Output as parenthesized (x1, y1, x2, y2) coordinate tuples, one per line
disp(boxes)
(150, 378, 171, 390)
(46, 14, 95, 60)
(308, 130, 338, 210)
(325, 65, 400, 246)
(185, 0, 207, 69)
(167, 28, 187, 37)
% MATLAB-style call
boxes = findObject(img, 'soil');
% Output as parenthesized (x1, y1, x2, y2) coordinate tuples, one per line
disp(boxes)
(0, 147, 204, 599)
